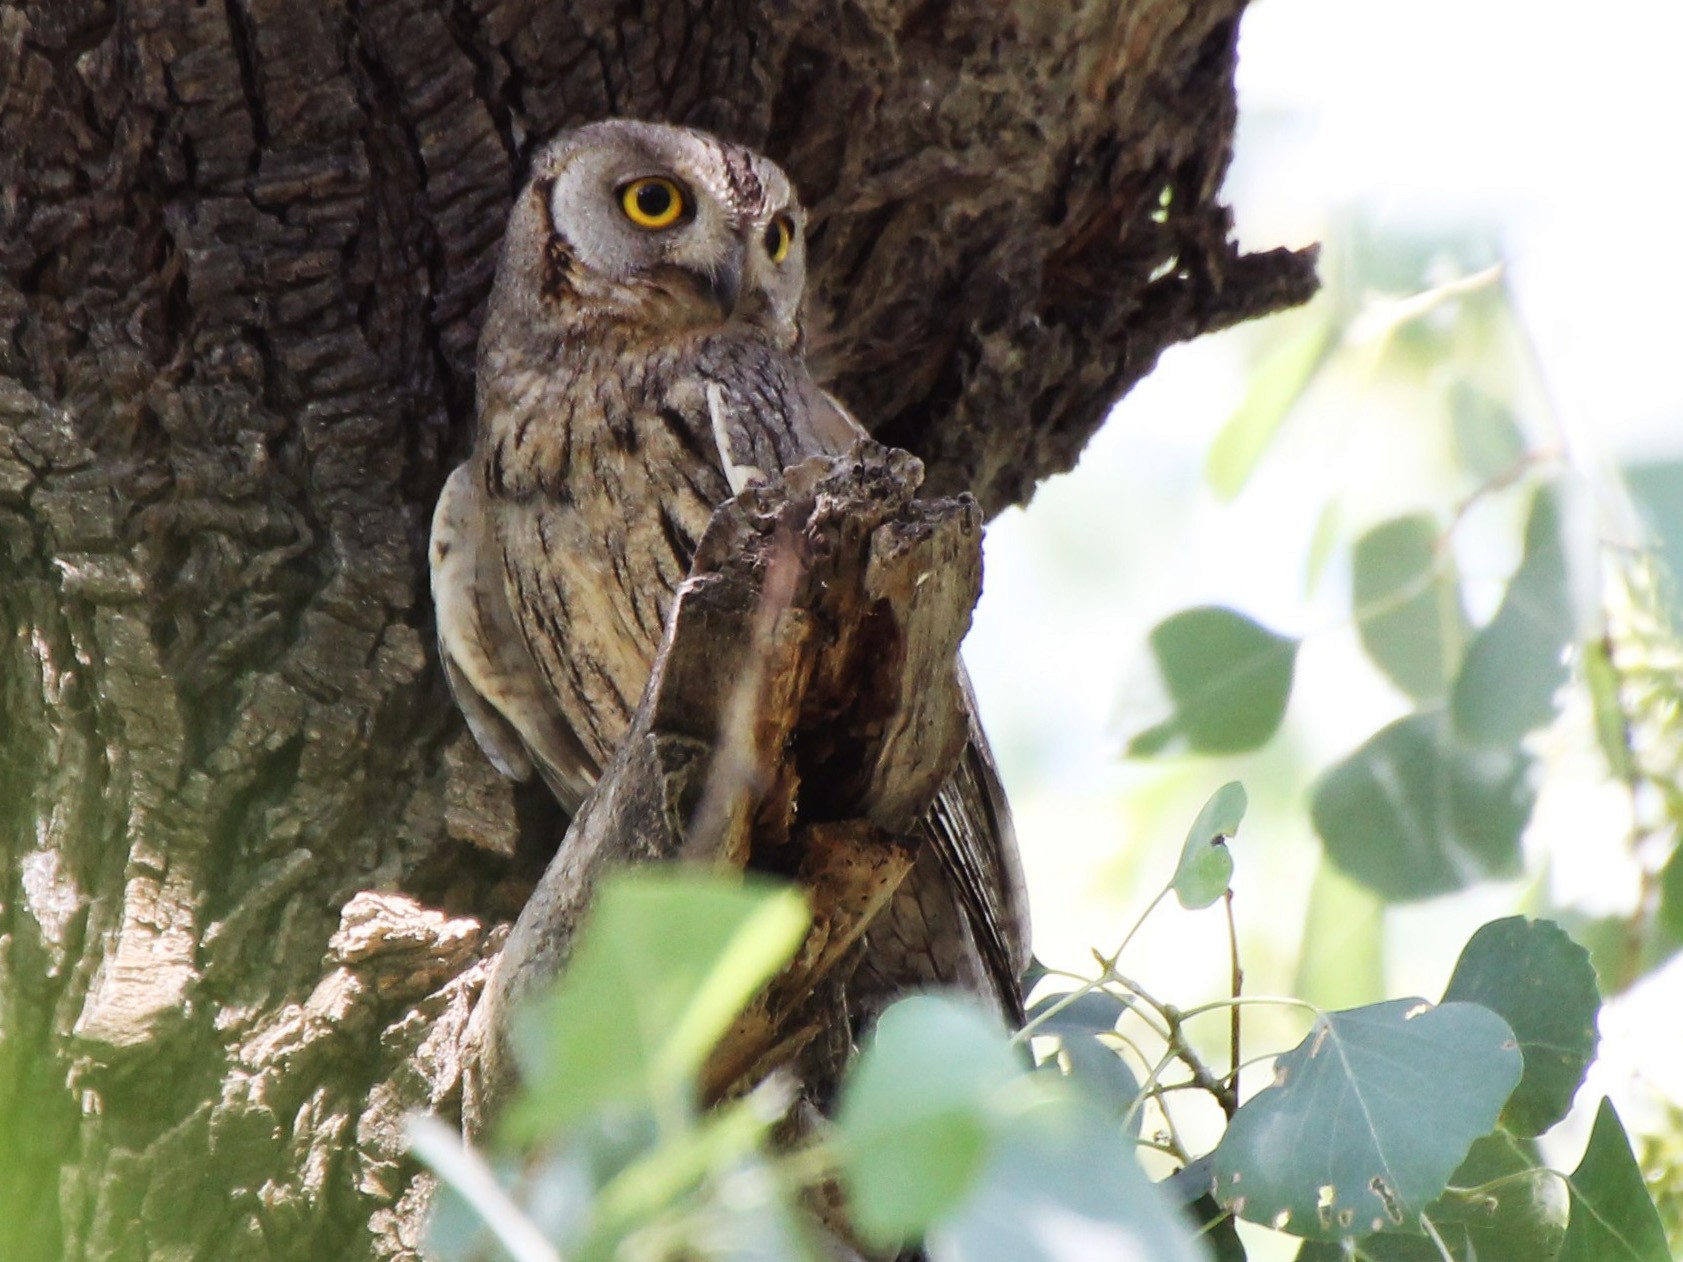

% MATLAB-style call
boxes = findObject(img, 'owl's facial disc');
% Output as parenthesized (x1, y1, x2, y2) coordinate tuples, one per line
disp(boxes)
(535, 121, 806, 341)
(609, 172, 746, 318)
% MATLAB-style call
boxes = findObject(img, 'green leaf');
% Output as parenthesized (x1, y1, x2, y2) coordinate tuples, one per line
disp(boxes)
(1626, 459, 1683, 583)
(1449, 380, 1527, 482)
(679, 1157, 820, 1262)
(1554, 911, 1637, 999)
(1441, 916, 1601, 1135)
(1353, 515, 1469, 702)
(1311, 711, 1531, 900)
(508, 871, 810, 1136)
(1428, 1131, 1566, 1262)
(1210, 998, 1522, 1241)
(926, 1095, 1209, 1262)
(1173, 781, 1245, 908)
(1126, 607, 1299, 757)
(1289, 1149, 1593, 1261)
(584, 1091, 783, 1252)
(1207, 313, 1334, 500)
(1294, 1116, 1569, 1261)
(1657, 834, 1683, 947)
(409, 1115, 561, 1262)
(1305, 497, 1343, 595)
(1560, 1099, 1671, 1262)
(1296, 1131, 1565, 1262)
(1583, 636, 1638, 781)
(1023, 988, 1130, 1039)
(1451, 485, 1574, 747)
(1019, 955, 1051, 998)
(1058, 1035, 1141, 1128)
(837, 995, 1020, 1247)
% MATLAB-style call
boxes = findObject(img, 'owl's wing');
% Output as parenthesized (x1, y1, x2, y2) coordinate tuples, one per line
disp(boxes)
(847, 666, 1030, 1024)
(815, 398, 1031, 1015)
(704, 373, 869, 495)
(430, 463, 597, 810)
(895, 665, 1032, 1018)
(936, 663, 1033, 1007)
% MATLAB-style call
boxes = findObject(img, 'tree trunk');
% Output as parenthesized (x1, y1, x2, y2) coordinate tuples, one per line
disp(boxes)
(0, 2, 1315, 1259)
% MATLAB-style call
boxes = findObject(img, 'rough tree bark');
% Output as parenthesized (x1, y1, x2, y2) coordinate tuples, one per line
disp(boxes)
(0, 2, 1316, 1259)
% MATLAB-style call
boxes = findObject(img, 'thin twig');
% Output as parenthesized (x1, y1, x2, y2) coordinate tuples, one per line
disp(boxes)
(1109, 970, 1235, 1116)
(1223, 888, 1242, 1117)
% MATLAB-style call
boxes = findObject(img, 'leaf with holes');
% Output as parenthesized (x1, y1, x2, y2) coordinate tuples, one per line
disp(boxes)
(1210, 998, 1521, 1242)
(1126, 607, 1299, 757)
(1290, 1131, 1566, 1261)
(1442, 916, 1600, 1136)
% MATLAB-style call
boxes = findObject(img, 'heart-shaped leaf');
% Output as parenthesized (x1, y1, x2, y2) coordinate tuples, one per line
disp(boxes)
(1442, 916, 1600, 1135)
(1311, 712, 1531, 900)
(1211, 998, 1522, 1241)
(1126, 607, 1299, 757)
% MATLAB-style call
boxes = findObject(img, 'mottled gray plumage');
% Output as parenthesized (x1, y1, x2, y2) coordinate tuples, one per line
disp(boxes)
(430, 118, 1029, 1020)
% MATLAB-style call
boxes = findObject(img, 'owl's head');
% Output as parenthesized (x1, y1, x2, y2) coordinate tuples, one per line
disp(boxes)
(490, 119, 809, 348)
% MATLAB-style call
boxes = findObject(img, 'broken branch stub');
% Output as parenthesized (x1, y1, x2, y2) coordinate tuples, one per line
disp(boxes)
(465, 442, 982, 1130)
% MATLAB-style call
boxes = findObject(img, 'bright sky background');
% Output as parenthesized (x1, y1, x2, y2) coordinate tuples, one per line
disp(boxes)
(963, 0, 1683, 1246)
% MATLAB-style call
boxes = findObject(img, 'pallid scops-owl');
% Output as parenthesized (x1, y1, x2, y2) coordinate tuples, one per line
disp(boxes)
(430, 119, 1029, 1029)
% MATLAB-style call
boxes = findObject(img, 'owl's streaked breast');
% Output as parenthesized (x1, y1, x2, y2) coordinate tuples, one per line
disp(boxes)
(475, 326, 844, 783)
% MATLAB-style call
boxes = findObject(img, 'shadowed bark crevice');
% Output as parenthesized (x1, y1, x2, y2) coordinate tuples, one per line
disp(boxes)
(0, 2, 1316, 1257)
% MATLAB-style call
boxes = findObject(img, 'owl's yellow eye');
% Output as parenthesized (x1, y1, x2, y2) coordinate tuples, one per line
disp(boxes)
(764, 214, 794, 264)
(763, 214, 794, 263)
(619, 177, 687, 229)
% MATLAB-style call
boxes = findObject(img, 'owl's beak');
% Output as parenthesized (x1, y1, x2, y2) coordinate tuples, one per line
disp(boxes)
(703, 241, 745, 317)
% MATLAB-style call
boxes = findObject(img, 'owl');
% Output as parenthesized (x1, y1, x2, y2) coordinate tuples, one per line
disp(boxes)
(430, 119, 1029, 1025)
